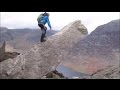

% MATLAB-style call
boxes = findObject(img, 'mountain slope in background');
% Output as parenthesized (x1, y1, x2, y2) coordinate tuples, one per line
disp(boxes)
(0, 27, 58, 50)
(63, 19, 120, 74)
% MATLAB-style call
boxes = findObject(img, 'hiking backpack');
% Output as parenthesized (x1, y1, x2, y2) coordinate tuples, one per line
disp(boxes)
(37, 14, 44, 22)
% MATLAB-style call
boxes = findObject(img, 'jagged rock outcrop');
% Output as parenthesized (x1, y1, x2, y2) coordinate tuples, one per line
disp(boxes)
(42, 70, 67, 79)
(0, 41, 20, 62)
(91, 65, 120, 79)
(0, 41, 6, 61)
(0, 20, 87, 79)
(82, 65, 120, 79)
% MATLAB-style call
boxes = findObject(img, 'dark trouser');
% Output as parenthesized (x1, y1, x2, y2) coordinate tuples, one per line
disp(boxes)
(38, 23, 47, 42)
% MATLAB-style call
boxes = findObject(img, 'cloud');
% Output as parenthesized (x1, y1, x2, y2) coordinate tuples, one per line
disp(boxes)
(1, 12, 119, 33)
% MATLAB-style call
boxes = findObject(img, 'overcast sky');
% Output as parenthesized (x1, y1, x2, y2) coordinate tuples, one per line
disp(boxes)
(0, 12, 119, 33)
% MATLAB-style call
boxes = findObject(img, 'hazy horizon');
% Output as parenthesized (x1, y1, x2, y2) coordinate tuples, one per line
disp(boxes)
(1, 12, 119, 33)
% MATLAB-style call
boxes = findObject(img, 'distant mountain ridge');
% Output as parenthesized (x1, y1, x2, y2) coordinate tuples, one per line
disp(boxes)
(0, 27, 58, 49)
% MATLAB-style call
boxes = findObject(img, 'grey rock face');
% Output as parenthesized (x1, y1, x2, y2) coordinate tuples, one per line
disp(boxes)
(0, 20, 87, 79)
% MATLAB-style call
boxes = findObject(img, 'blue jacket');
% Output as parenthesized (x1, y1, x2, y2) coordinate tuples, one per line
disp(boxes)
(38, 16, 51, 29)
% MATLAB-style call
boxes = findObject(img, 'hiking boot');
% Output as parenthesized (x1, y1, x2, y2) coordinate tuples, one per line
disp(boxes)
(41, 39, 46, 42)
(44, 36, 47, 38)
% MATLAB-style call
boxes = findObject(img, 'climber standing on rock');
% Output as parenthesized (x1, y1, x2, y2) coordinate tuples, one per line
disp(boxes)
(37, 12, 52, 42)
